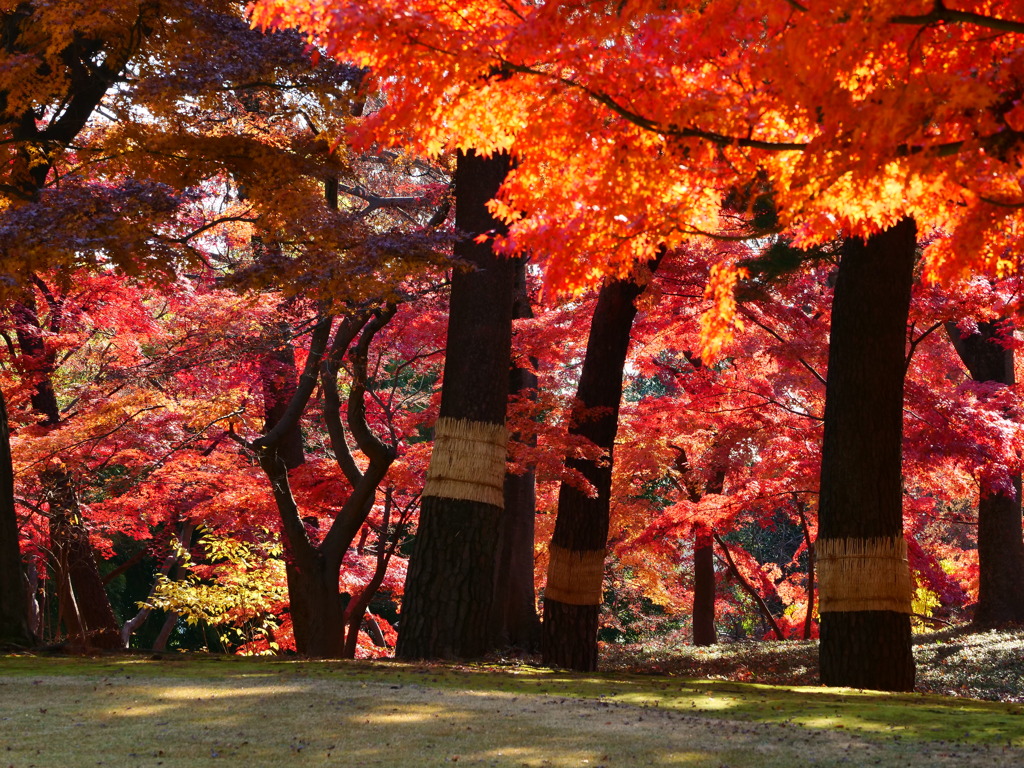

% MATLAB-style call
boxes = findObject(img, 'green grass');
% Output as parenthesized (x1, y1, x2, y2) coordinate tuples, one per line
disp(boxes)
(1, 655, 1023, 767)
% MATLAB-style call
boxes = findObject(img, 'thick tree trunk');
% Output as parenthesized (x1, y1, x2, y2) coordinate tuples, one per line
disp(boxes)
(0, 389, 33, 648)
(397, 150, 516, 660)
(692, 526, 716, 646)
(818, 219, 917, 692)
(945, 321, 1024, 626)
(542, 264, 656, 671)
(490, 260, 541, 651)
(286, 556, 347, 657)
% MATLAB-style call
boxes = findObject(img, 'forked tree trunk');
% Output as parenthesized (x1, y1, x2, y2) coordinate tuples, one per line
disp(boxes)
(818, 219, 916, 692)
(260, 324, 306, 470)
(490, 259, 541, 651)
(945, 320, 1024, 626)
(0, 389, 33, 648)
(397, 149, 516, 660)
(692, 526, 716, 646)
(542, 261, 658, 671)
(14, 293, 120, 648)
(253, 309, 397, 658)
(44, 468, 121, 648)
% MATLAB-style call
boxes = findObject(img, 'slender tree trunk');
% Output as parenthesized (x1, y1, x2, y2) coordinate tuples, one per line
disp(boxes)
(945, 321, 1024, 626)
(818, 219, 917, 692)
(490, 259, 541, 651)
(542, 260, 658, 671)
(44, 469, 121, 648)
(714, 532, 785, 640)
(796, 498, 817, 640)
(14, 293, 120, 648)
(0, 389, 33, 648)
(397, 150, 516, 660)
(152, 612, 178, 652)
(692, 525, 716, 646)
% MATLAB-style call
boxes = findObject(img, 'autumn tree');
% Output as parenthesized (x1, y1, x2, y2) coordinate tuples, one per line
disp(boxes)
(490, 258, 541, 651)
(541, 255, 659, 671)
(944, 319, 1024, 626)
(0, 389, 32, 648)
(397, 150, 517, 660)
(817, 220, 917, 691)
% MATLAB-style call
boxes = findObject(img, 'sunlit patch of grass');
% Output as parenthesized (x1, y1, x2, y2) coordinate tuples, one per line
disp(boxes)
(2, 657, 1024, 767)
(600, 625, 1024, 703)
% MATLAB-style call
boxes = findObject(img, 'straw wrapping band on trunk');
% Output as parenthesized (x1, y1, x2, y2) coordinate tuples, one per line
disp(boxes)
(422, 417, 509, 508)
(817, 536, 912, 614)
(544, 544, 605, 606)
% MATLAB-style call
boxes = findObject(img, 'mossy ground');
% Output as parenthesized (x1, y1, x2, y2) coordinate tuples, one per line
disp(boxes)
(1, 654, 1022, 767)
(601, 625, 1024, 702)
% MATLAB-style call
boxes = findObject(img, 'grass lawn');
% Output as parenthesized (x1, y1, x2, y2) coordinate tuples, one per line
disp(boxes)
(1, 655, 1023, 767)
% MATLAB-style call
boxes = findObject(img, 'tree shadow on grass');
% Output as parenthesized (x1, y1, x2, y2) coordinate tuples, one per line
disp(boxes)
(0, 661, 1022, 767)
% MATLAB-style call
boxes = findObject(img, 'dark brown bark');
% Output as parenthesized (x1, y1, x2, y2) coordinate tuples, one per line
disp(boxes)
(258, 319, 326, 652)
(945, 320, 1024, 626)
(490, 259, 541, 651)
(714, 532, 785, 640)
(674, 453, 722, 647)
(818, 219, 917, 692)
(542, 256, 659, 671)
(397, 149, 516, 660)
(254, 311, 397, 657)
(0, 388, 33, 648)
(260, 324, 305, 471)
(285, 556, 348, 657)
(44, 468, 121, 648)
(819, 611, 913, 689)
(692, 526, 716, 646)
(12, 290, 119, 647)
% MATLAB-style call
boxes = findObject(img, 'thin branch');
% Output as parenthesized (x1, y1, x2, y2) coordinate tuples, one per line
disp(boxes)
(737, 305, 827, 387)
(713, 532, 786, 640)
(891, 3, 1024, 34)
(24, 405, 166, 471)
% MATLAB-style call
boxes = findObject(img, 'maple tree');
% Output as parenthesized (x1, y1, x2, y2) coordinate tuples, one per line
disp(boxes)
(541, 254, 660, 671)
(1, 1, 1023, 704)
(944, 318, 1024, 625)
(397, 150, 517, 660)
(0, 0, 451, 654)
(250, 0, 1024, 690)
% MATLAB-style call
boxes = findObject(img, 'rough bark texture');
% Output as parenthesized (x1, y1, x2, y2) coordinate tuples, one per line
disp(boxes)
(44, 468, 121, 648)
(397, 150, 515, 660)
(542, 266, 655, 671)
(0, 389, 33, 648)
(945, 321, 1024, 626)
(490, 259, 541, 651)
(818, 218, 917, 692)
(692, 526, 716, 646)
(260, 325, 306, 471)
(255, 312, 396, 658)
(13, 295, 120, 648)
